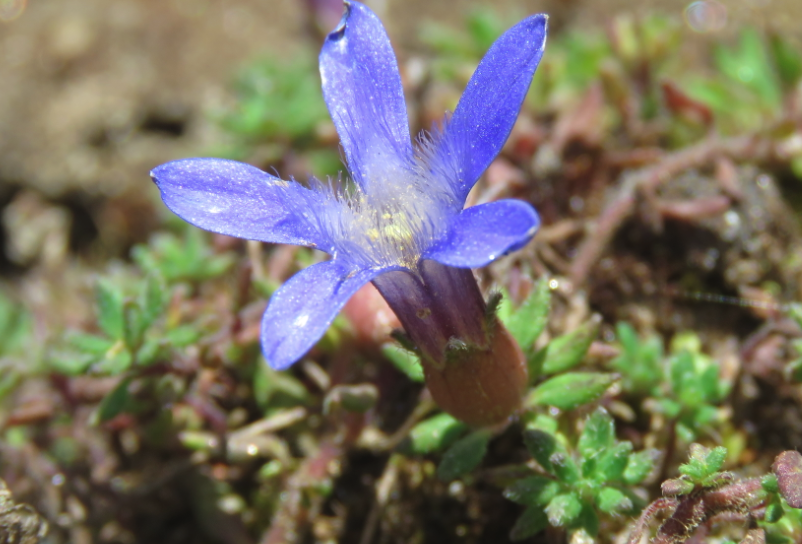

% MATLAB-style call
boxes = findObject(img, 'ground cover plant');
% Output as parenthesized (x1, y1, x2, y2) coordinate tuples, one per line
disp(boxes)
(1, 1, 802, 543)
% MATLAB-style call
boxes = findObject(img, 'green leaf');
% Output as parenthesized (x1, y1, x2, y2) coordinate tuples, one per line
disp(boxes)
(510, 505, 549, 541)
(545, 493, 583, 527)
(714, 27, 782, 107)
(578, 408, 615, 458)
(406, 413, 469, 455)
(540, 315, 600, 375)
(96, 343, 133, 375)
(623, 449, 659, 485)
(679, 444, 727, 482)
(596, 442, 634, 482)
(96, 281, 125, 339)
(382, 343, 424, 383)
(437, 429, 492, 481)
(523, 429, 560, 474)
(124, 305, 147, 348)
(135, 338, 163, 367)
(611, 322, 663, 394)
(68, 332, 115, 355)
(769, 32, 802, 87)
(253, 363, 310, 410)
(527, 372, 616, 410)
(0, 291, 32, 356)
(504, 475, 561, 506)
(96, 378, 131, 423)
(141, 275, 166, 326)
(166, 326, 201, 348)
(502, 278, 551, 352)
(596, 486, 633, 514)
(48, 352, 96, 376)
(575, 503, 600, 536)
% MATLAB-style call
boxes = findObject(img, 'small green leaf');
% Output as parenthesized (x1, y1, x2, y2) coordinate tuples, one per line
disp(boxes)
(504, 475, 561, 506)
(545, 493, 583, 527)
(578, 408, 615, 458)
(382, 343, 424, 382)
(503, 278, 551, 351)
(96, 281, 125, 340)
(765, 502, 785, 524)
(124, 305, 147, 348)
(527, 372, 616, 410)
(523, 429, 559, 474)
(510, 505, 549, 541)
(623, 449, 659, 485)
(596, 442, 633, 482)
(596, 487, 633, 514)
(406, 413, 469, 455)
(575, 503, 600, 536)
(141, 275, 166, 325)
(68, 332, 115, 355)
(762, 474, 780, 493)
(437, 429, 492, 481)
(96, 378, 131, 423)
(48, 352, 96, 376)
(166, 326, 200, 348)
(96, 341, 133, 375)
(135, 338, 163, 367)
(540, 316, 600, 375)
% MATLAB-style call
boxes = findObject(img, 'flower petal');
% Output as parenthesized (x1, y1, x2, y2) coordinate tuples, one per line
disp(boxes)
(319, 0, 412, 190)
(424, 200, 540, 268)
(261, 260, 388, 370)
(151, 158, 331, 251)
(428, 14, 547, 202)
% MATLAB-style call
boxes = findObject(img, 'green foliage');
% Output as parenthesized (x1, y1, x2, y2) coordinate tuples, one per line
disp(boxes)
(219, 52, 329, 145)
(404, 413, 468, 455)
(526, 372, 616, 411)
(537, 316, 600, 375)
(681, 27, 801, 133)
(0, 291, 34, 401)
(437, 428, 492, 481)
(132, 228, 234, 284)
(505, 409, 658, 540)
(382, 343, 424, 383)
(497, 278, 551, 355)
(53, 275, 179, 378)
(611, 324, 730, 442)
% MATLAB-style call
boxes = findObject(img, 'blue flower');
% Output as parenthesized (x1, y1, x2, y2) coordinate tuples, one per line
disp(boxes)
(151, 1, 547, 373)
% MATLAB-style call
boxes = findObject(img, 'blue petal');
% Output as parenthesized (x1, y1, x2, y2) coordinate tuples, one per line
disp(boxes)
(427, 14, 547, 202)
(261, 260, 388, 370)
(319, 0, 412, 190)
(424, 200, 540, 268)
(151, 158, 331, 251)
